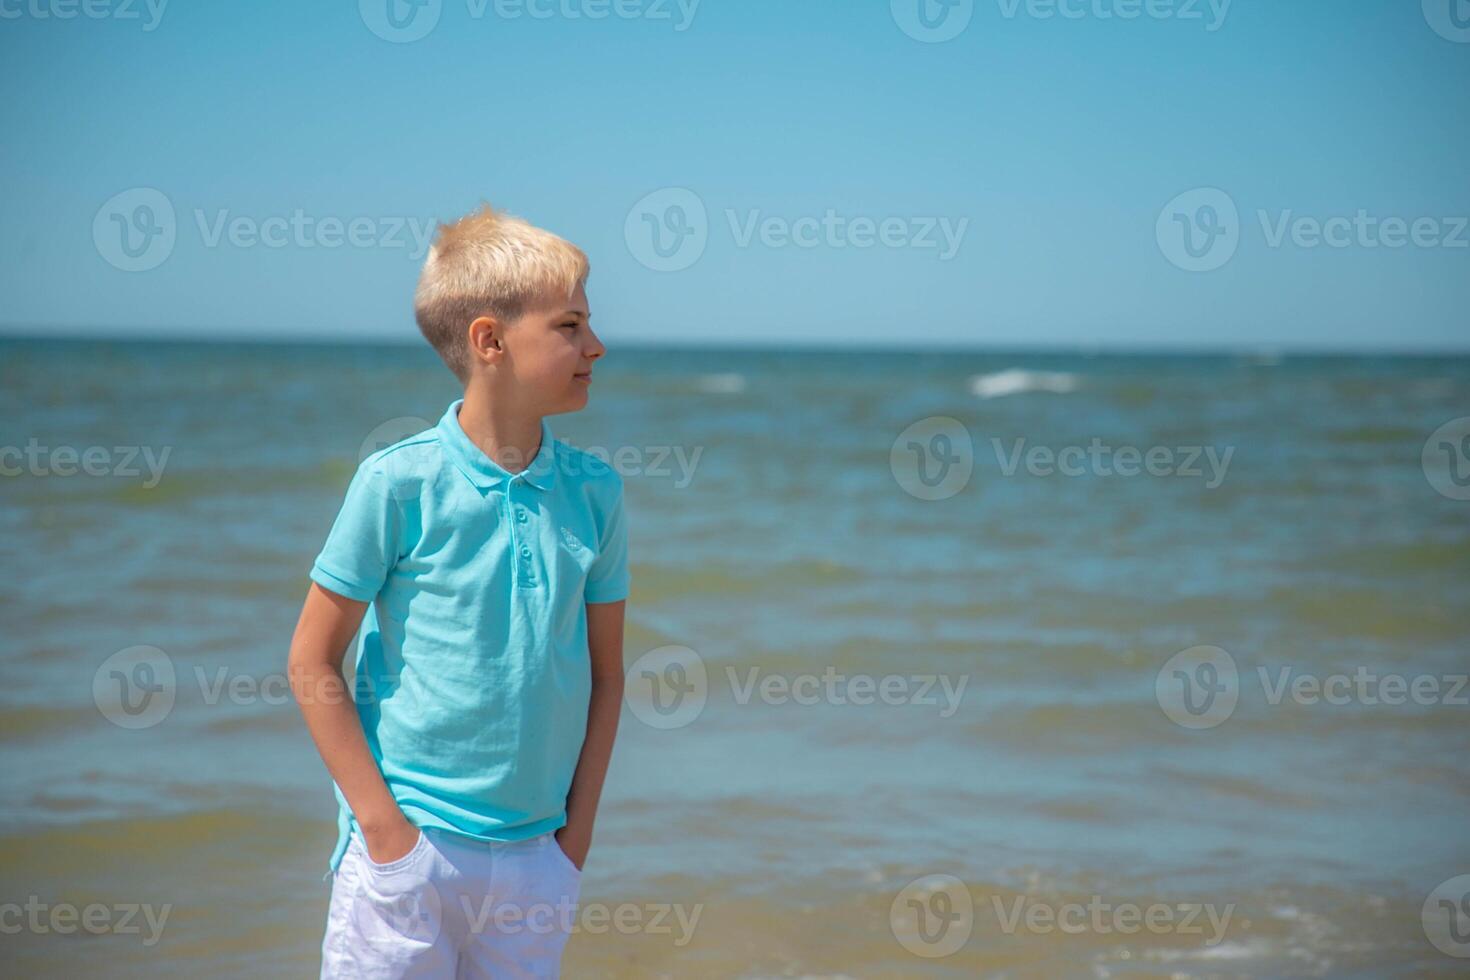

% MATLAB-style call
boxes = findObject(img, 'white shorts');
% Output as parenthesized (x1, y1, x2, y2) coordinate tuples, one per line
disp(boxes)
(319, 826, 584, 979)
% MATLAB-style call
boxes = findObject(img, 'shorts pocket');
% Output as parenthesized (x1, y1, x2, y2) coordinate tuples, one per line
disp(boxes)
(348, 830, 445, 949)
(548, 833, 582, 877)
(355, 828, 430, 875)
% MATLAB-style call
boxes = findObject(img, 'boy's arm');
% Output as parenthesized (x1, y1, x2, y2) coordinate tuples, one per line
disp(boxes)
(288, 582, 419, 865)
(557, 598, 626, 870)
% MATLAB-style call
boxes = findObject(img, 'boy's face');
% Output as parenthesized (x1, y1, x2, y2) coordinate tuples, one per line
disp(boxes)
(496, 282, 604, 415)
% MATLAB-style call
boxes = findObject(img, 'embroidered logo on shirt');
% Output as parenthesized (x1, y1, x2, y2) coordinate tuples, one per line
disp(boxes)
(560, 526, 585, 552)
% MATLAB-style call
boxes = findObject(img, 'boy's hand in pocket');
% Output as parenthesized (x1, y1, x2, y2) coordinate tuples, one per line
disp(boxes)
(555, 825, 589, 871)
(362, 813, 420, 865)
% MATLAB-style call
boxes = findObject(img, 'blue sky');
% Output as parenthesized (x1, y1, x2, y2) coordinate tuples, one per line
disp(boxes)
(1, 0, 1467, 350)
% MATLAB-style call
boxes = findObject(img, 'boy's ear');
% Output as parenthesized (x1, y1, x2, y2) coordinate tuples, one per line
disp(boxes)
(468, 316, 502, 357)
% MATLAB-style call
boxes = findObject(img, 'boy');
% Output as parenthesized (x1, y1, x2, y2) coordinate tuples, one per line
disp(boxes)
(288, 204, 629, 978)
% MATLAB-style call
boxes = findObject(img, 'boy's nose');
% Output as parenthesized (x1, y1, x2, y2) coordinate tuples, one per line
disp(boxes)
(584, 329, 606, 359)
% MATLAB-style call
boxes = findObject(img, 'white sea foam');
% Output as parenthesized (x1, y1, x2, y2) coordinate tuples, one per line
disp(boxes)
(1141, 935, 1333, 976)
(1144, 938, 1275, 962)
(697, 372, 746, 394)
(969, 368, 1080, 399)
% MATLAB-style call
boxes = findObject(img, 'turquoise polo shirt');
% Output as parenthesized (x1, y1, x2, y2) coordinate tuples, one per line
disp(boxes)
(309, 398, 630, 877)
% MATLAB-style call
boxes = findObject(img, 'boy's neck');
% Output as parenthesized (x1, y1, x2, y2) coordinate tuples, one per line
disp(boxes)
(456, 386, 544, 476)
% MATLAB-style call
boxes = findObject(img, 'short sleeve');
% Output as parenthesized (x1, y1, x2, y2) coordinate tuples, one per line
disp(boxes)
(584, 477, 630, 604)
(309, 460, 402, 603)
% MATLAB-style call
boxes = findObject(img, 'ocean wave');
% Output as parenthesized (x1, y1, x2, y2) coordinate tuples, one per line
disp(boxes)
(696, 372, 747, 394)
(968, 368, 1080, 399)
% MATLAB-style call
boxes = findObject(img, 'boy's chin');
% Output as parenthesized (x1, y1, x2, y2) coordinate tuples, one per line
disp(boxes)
(546, 388, 590, 415)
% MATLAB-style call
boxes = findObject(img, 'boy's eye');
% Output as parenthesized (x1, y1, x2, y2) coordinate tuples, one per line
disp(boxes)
(561, 322, 578, 329)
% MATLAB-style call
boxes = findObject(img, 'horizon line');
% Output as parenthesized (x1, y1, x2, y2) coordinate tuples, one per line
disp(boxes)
(2, 325, 1468, 359)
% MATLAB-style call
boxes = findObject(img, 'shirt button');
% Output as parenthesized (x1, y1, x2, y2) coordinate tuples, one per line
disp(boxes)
(517, 511, 528, 523)
(520, 546, 532, 558)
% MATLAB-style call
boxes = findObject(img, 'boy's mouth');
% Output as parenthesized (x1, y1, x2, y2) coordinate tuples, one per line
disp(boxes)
(574, 371, 592, 384)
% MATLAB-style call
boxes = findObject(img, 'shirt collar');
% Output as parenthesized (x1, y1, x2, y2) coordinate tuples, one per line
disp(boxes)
(437, 399, 558, 492)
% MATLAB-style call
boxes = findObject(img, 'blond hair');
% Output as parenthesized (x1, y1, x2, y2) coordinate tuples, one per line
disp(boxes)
(414, 203, 589, 381)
